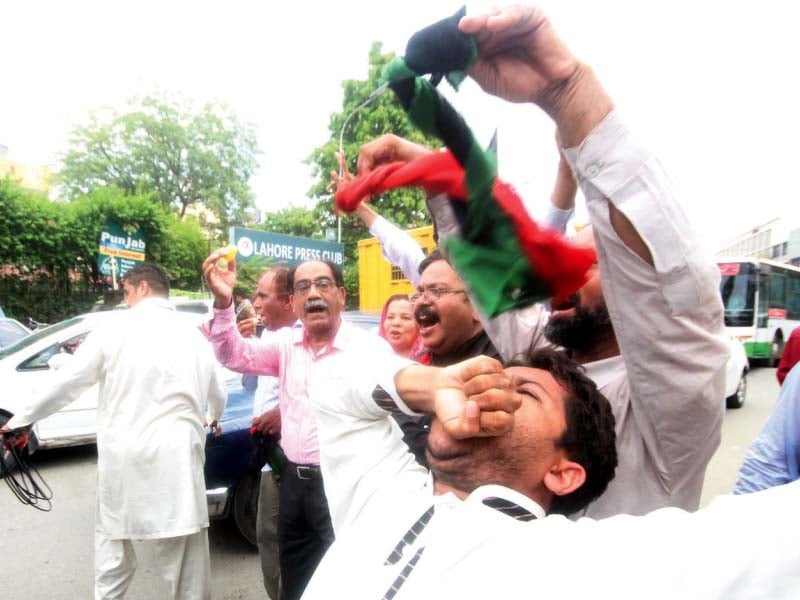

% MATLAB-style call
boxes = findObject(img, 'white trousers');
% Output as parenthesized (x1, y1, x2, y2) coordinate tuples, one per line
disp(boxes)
(94, 529, 211, 600)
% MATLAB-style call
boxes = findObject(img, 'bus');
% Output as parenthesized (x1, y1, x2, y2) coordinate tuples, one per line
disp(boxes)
(717, 258, 800, 364)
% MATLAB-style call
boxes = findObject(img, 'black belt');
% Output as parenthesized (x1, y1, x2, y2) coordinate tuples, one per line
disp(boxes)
(286, 460, 321, 480)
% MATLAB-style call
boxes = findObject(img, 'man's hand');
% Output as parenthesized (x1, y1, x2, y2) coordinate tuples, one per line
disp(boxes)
(356, 134, 434, 174)
(1, 424, 30, 451)
(252, 407, 281, 437)
(208, 420, 223, 438)
(201, 249, 237, 309)
(434, 356, 520, 439)
(458, 5, 612, 144)
(237, 317, 259, 338)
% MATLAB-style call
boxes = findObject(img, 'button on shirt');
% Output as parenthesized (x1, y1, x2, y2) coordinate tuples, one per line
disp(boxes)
(208, 304, 396, 465)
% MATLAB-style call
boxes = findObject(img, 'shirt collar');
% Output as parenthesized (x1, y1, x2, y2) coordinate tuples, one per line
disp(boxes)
(291, 316, 349, 352)
(465, 484, 546, 520)
(132, 297, 174, 311)
(582, 354, 626, 389)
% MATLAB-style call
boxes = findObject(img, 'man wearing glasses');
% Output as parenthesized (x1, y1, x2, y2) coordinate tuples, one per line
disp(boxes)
(202, 255, 400, 600)
(412, 249, 501, 367)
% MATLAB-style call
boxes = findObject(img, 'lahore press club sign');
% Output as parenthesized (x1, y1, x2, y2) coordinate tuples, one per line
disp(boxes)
(97, 221, 147, 278)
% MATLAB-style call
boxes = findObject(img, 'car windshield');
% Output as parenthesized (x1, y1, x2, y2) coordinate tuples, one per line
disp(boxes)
(0, 316, 86, 359)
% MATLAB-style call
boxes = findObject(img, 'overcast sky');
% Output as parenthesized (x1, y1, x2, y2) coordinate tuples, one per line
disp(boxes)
(2, 0, 798, 253)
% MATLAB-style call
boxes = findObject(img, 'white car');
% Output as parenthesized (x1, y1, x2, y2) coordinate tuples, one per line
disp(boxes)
(724, 334, 749, 409)
(0, 308, 228, 453)
(0, 318, 31, 348)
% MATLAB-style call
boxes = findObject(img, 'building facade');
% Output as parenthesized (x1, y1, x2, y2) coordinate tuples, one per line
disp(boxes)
(718, 218, 800, 267)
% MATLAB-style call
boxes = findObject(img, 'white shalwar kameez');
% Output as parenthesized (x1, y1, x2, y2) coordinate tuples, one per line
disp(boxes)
(8, 298, 226, 599)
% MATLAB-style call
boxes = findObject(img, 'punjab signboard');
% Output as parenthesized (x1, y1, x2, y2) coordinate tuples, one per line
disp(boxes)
(97, 221, 147, 278)
(230, 226, 344, 267)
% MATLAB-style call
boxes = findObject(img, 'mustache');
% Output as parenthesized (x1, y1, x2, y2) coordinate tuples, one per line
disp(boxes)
(414, 304, 440, 326)
(303, 298, 329, 313)
(551, 293, 579, 311)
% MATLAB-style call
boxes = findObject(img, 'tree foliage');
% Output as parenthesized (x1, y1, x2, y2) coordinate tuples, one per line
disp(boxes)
(305, 43, 440, 306)
(57, 93, 260, 227)
(259, 206, 322, 239)
(0, 178, 209, 322)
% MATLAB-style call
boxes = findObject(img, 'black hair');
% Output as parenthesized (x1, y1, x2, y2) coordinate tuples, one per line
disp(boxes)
(122, 263, 170, 298)
(233, 286, 251, 300)
(287, 260, 344, 292)
(505, 348, 617, 515)
(418, 248, 445, 275)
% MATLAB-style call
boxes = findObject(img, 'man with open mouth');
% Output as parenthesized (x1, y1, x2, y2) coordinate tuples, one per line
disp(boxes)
(202, 256, 396, 600)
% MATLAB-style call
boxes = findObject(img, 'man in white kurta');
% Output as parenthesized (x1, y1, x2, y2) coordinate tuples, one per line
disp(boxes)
(5, 264, 226, 599)
(304, 352, 800, 599)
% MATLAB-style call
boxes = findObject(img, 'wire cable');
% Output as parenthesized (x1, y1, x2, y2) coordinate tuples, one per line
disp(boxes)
(1, 411, 53, 512)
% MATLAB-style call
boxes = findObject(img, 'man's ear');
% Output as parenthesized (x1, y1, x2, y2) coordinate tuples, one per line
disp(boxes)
(138, 280, 151, 298)
(280, 294, 292, 312)
(543, 458, 586, 498)
(338, 286, 346, 307)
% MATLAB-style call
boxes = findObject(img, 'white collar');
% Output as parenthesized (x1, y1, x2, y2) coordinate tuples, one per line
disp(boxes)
(465, 484, 546, 520)
(582, 354, 626, 389)
(132, 297, 173, 311)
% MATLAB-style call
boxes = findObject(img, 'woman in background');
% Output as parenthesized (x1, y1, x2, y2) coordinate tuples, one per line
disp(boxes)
(379, 294, 426, 360)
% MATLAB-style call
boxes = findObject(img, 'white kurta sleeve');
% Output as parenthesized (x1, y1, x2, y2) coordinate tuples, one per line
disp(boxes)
(369, 215, 427, 287)
(562, 110, 728, 493)
(311, 340, 424, 534)
(542, 204, 574, 233)
(205, 364, 227, 424)
(7, 327, 106, 429)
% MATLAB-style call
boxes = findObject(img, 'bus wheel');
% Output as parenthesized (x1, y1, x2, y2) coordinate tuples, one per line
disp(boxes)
(768, 335, 784, 368)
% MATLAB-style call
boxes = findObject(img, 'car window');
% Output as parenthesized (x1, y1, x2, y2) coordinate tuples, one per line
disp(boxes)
(16, 331, 90, 371)
(0, 320, 29, 347)
(0, 316, 86, 360)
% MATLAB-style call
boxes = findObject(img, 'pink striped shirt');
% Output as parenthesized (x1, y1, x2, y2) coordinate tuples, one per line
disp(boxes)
(208, 303, 390, 465)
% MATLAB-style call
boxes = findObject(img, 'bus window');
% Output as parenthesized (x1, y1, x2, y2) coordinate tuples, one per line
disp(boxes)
(769, 273, 787, 309)
(788, 275, 800, 320)
(719, 263, 756, 326)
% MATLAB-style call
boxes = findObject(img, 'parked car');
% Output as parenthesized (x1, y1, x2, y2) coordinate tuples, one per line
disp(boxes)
(725, 334, 749, 409)
(343, 310, 381, 334)
(0, 318, 31, 349)
(0, 310, 260, 543)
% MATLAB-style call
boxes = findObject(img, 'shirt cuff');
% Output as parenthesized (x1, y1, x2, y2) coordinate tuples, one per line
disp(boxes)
(561, 109, 649, 200)
(210, 302, 237, 336)
(542, 204, 574, 233)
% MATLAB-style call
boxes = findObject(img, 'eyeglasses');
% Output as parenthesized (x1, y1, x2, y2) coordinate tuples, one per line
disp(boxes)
(293, 277, 335, 296)
(409, 288, 467, 303)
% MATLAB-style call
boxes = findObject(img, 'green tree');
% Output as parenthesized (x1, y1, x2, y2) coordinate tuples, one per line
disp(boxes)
(259, 206, 322, 239)
(57, 93, 260, 227)
(0, 179, 211, 322)
(306, 42, 439, 307)
(154, 215, 208, 290)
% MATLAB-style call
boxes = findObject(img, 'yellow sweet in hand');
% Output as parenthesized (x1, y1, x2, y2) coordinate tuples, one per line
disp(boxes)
(221, 244, 238, 262)
(217, 244, 238, 269)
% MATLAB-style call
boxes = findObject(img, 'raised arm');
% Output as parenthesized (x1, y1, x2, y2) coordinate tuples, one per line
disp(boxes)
(202, 250, 281, 376)
(461, 5, 726, 489)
